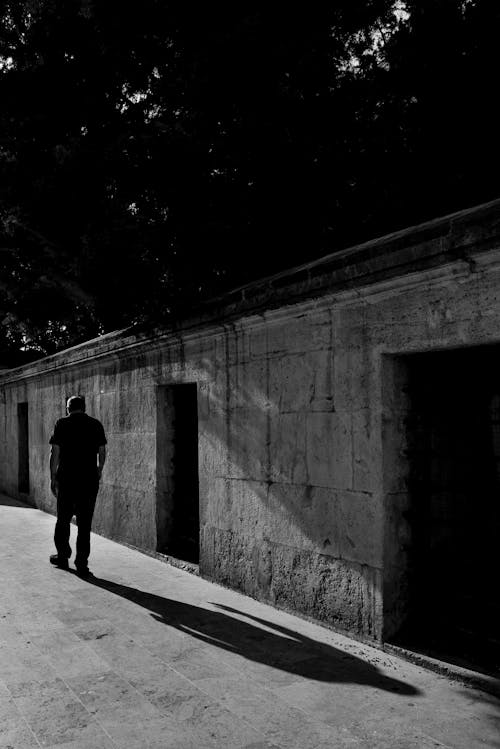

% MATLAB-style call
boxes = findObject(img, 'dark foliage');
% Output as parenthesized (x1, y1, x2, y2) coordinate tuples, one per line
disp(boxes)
(1, 1, 500, 364)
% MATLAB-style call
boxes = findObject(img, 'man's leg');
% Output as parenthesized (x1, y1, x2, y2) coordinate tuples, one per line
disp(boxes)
(74, 482, 98, 572)
(53, 486, 74, 562)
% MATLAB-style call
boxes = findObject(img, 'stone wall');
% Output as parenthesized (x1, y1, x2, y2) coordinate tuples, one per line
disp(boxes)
(0, 357, 159, 549)
(2, 206, 500, 643)
(192, 307, 384, 639)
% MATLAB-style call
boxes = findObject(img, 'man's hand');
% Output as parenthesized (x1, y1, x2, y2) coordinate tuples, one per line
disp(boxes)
(97, 445, 106, 482)
(50, 445, 60, 497)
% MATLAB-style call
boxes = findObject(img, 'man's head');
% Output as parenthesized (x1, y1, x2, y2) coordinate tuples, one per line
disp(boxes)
(66, 395, 86, 414)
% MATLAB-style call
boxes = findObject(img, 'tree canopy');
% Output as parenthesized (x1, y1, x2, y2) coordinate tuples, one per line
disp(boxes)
(1, 1, 500, 365)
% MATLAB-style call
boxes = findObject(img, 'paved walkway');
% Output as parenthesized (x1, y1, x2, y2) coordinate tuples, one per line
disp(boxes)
(1, 495, 499, 749)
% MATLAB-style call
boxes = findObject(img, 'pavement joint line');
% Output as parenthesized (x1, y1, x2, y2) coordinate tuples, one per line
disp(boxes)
(17, 711, 45, 749)
(7, 506, 500, 701)
(6, 571, 363, 746)
(8, 571, 277, 748)
(420, 731, 454, 749)
(56, 586, 434, 746)
(94, 621, 284, 745)
(132, 641, 332, 746)
(8, 665, 121, 749)
(2, 493, 500, 748)
(62, 651, 272, 749)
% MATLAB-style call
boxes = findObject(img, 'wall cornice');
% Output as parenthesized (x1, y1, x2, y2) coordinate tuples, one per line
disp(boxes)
(2, 198, 500, 385)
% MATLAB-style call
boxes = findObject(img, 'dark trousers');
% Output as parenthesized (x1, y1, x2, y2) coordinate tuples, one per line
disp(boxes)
(54, 477, 99, 568)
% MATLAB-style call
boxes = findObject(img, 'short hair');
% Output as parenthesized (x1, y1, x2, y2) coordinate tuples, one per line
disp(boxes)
(67, 395, 86, 413)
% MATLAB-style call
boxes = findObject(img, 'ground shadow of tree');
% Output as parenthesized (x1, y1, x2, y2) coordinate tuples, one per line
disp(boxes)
(83, 574, 420, 696)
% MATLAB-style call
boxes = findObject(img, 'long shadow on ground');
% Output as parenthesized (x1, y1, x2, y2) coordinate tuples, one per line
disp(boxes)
(82, 574, 420, 696)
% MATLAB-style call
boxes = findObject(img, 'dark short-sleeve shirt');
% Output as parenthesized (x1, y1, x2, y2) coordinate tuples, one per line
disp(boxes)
(49, 413, 107, 480)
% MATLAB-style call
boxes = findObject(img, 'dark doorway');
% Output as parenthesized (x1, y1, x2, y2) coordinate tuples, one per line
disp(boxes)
(17, 401, 29, 494)
(156, 384, 200, 563)
(392, 345, 500, 674)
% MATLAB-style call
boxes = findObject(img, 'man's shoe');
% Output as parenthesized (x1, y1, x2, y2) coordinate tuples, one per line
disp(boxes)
(75, 566, 92, 578)
(49, 554, 69, 570)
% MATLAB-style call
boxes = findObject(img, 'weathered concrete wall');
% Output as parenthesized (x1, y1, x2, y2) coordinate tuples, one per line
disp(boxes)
(0, 359, 158, 549)
(3, 206, 500, 643)
(194, 309, 383, 639)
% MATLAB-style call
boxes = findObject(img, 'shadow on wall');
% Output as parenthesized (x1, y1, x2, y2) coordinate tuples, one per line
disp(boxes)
(196, 327, 380, 635)
(198, 321, 352, 544)
(0, 494, 34, 508)
(84, 574, 420, 695)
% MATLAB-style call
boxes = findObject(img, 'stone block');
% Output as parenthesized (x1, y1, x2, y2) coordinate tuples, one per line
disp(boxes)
(352, 409, 381, 493)
(200, 525, 271, 599)
(305, 411, 352, 489)
(200, 526, 383, 639)
(333, 338, 382, 416)
(248, 326, 269, 359)
(61, 370, 95, 402)
(224, 363, 258, 412)
(227, 406, 269, 481)
(268, 353, 312, 414)
(268, 350, 334, 415)
(227, 478, 268, 535)
(200, 372, 227, 419)
(97, 387, 156, 434)
(366, 281, 489, 352)
(270, 543, 383, 639)
(336, 491, 383, 568)
(201, 476, 268, 536)
(115, 365, 142, 392)
(94, 484, 156, 550)
(199, 477, 231, 530)
(197, 381, 212, 421)
(104, 433, 156, 489)
(266, 483, 340, 557)
(334, 347, 363, 413)
(198, 426, 228, 480)
(214, 326, 239, 368)
(238, 358, 270, 408)
(96, 360, 119, 393)
(269, 412, 308, 484)
(265, 311, 333, 357)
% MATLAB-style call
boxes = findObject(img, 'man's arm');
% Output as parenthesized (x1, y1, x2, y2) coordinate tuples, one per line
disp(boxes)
(50, 444, 60, 497)
(97, 445, 106, 481)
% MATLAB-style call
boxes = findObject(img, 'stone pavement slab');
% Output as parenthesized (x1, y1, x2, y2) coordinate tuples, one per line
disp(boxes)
(1, 494, 499, 748)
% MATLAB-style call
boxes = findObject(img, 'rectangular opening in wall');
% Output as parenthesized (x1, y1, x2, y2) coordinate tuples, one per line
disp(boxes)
(156, 383, 200, 563)
(17, 402, 29, 494)
(383, 344, 500, 674)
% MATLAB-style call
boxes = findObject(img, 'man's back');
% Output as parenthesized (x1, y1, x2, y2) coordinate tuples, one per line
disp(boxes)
(50, 412, 106, 481)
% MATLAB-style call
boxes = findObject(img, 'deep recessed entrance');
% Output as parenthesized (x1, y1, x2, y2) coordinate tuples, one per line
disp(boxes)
(156, 384, 200, 564)
(385, 345, 500, 674)
(17, 402, 29, 494)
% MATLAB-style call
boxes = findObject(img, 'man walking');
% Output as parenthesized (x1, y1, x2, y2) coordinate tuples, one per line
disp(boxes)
(49, 395, 107, 577)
